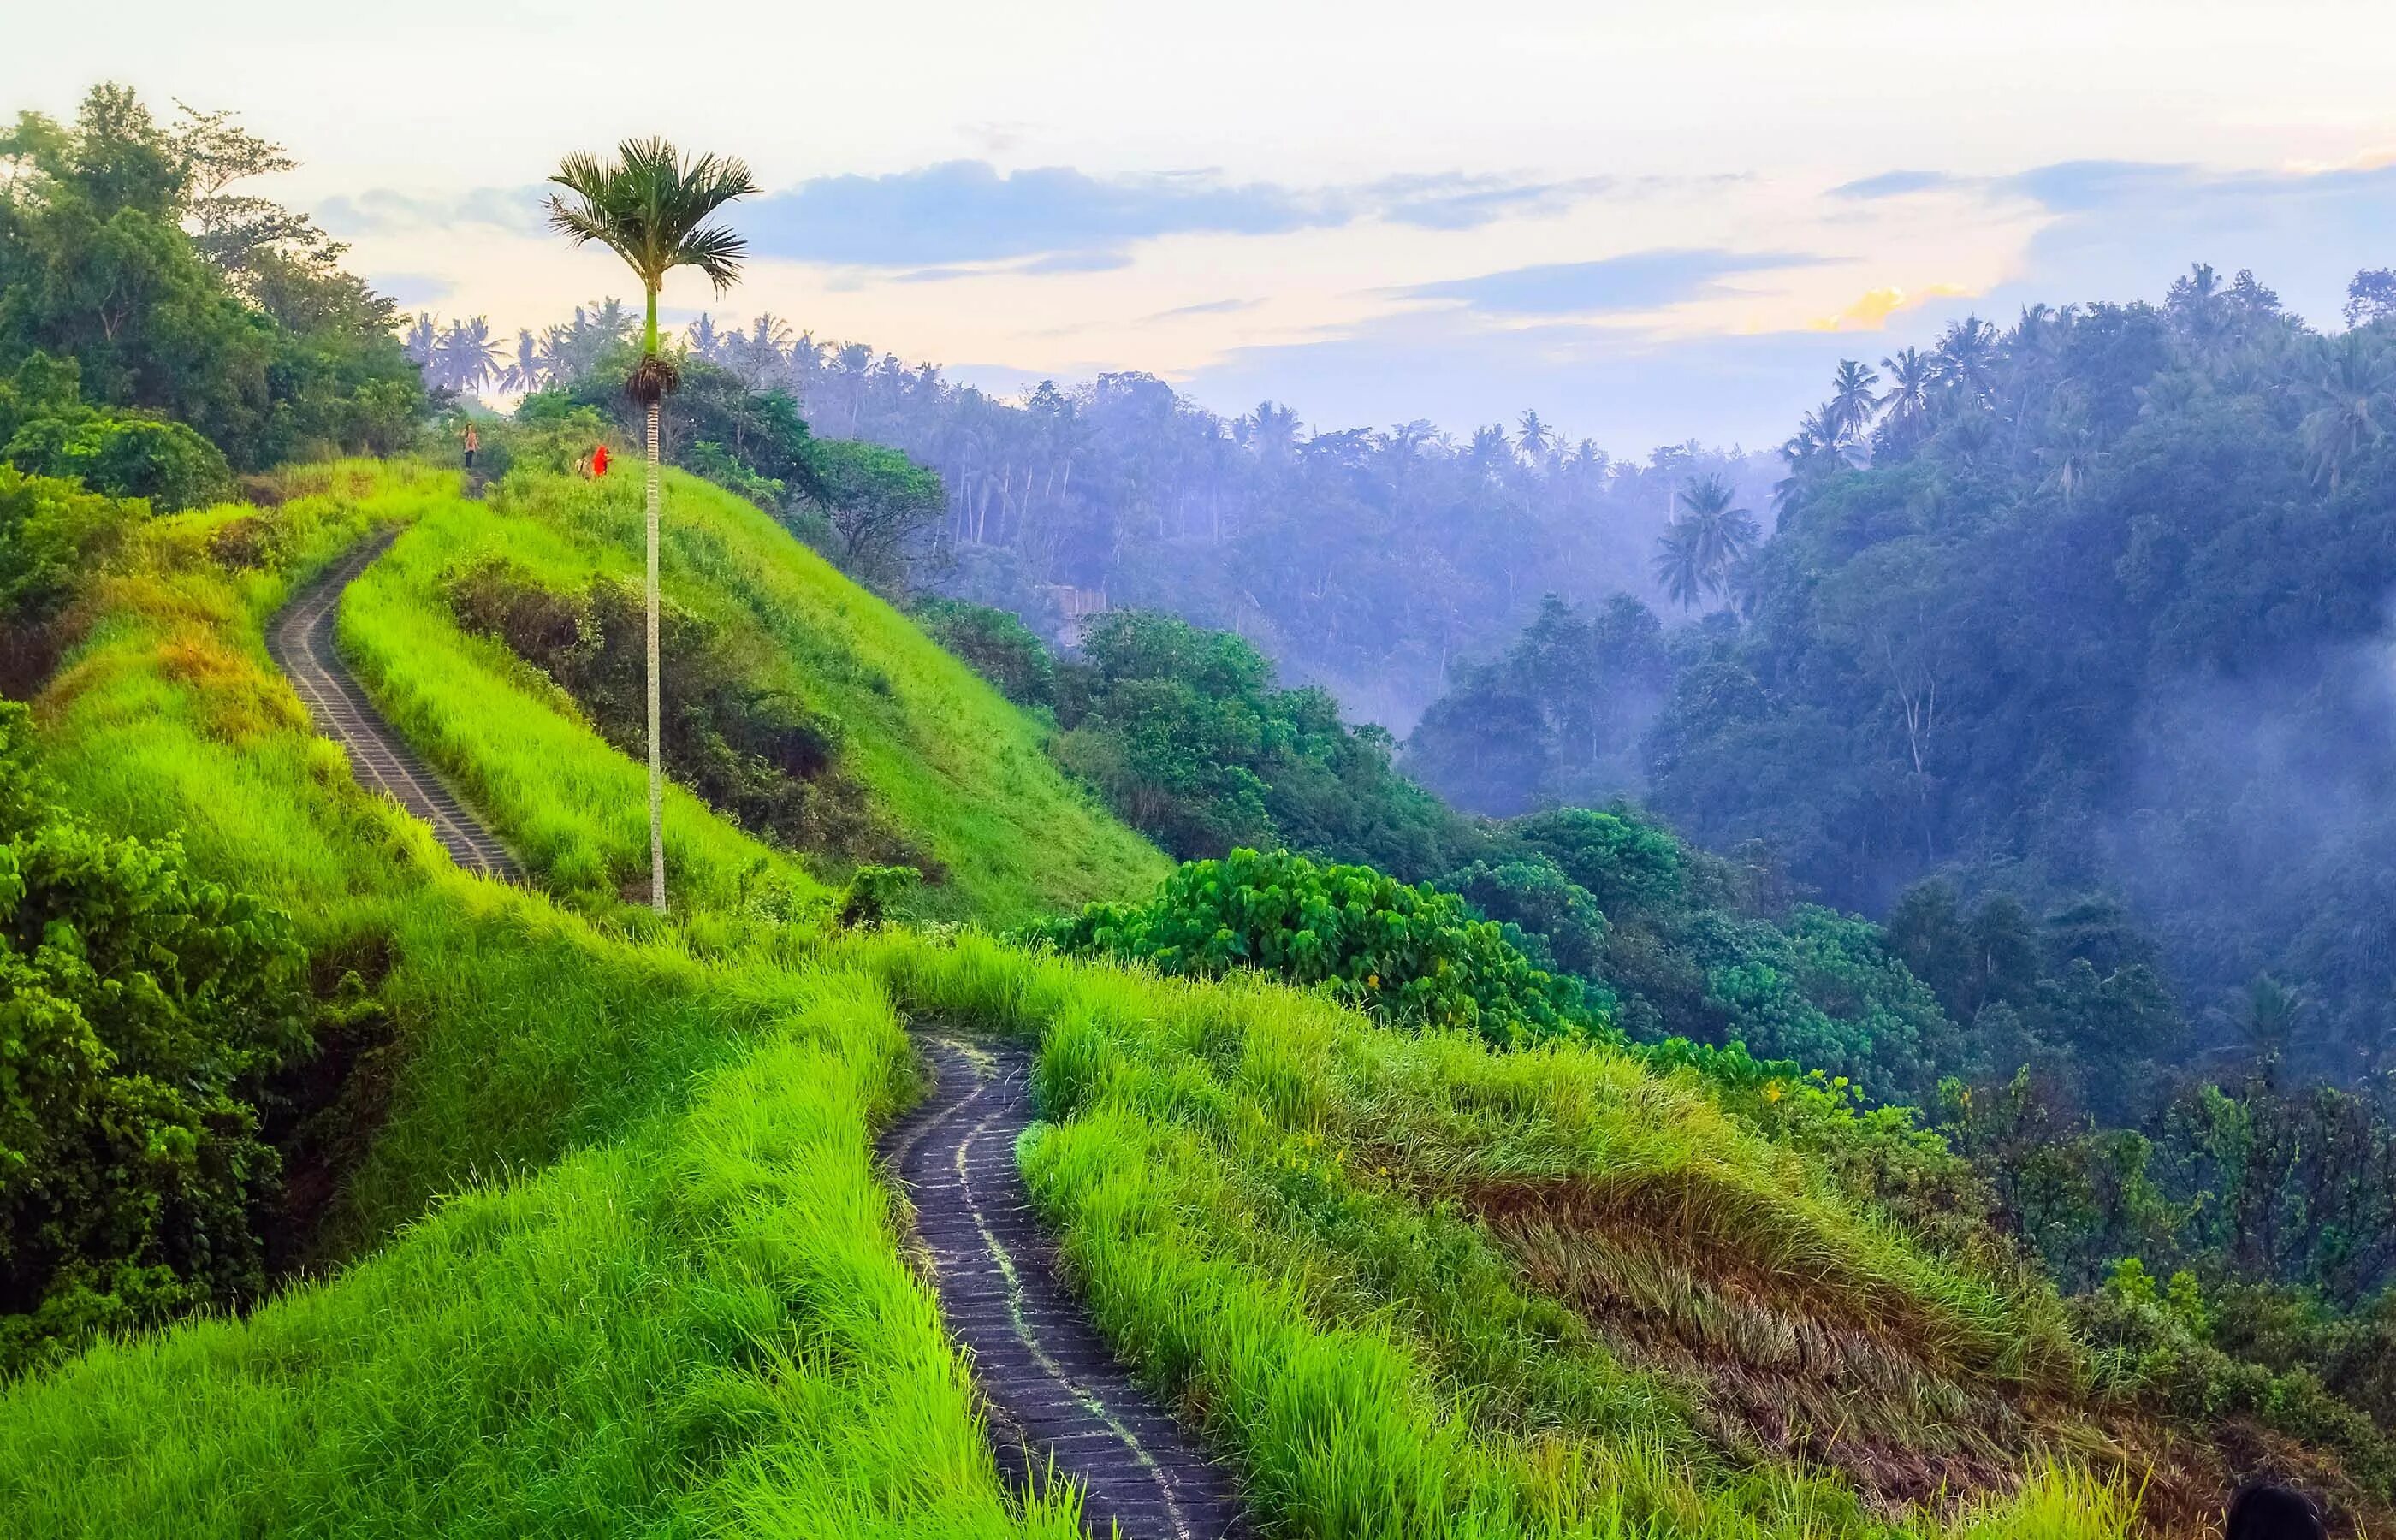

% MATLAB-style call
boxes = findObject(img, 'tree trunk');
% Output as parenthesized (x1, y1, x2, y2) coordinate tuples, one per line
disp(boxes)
(645, 395, 666, 914)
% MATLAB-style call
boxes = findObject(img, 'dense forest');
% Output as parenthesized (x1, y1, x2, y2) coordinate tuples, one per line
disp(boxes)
(1409, 266, 2396, 1097)
(409, 301, 1772, 727)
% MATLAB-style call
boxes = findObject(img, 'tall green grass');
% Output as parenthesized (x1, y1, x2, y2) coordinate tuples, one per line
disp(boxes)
(0, 961, 1079, 1538)
(852, 928, 2137, 1540)
(337, 465, 1165, 923)
(28, 460, 810, 1250)
(8, 457, 2143, 1538)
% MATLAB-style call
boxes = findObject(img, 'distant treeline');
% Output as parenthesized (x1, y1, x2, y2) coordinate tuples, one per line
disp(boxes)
(1411, 263, 2396, 1096)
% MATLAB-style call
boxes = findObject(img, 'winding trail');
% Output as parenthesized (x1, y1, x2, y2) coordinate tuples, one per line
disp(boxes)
(882, 1038, 1250, 1539)
(268, 530, 524, 884)
(272, 534, 1241, 1531)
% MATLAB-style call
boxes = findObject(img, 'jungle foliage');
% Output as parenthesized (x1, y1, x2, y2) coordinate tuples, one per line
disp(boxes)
(1022, 846, 1607, 1048)
(0, 702, 311, 1373)
(0, 86, 422, 477)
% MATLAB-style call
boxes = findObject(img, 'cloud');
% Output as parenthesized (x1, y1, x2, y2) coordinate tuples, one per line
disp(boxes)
(1017, 249, 1138, 275)
(369, 273, 454, 307)
(318, 187, 544, 237)
(1984, 158, 2396, 324)
(740, 160, 1609, 270)
(1807, 283, 1972, 332)
(743, 161, 1333, 267)
(1366, 172, 1612, 230)
(1827, 169, 1959, 200)
(1145, 298, 1261, 322)
(1401, 249, 1830, 317)
(1996, 159, 2197, 212)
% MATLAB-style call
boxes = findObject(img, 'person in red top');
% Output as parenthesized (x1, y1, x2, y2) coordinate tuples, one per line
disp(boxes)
(590, 443, 609, 477)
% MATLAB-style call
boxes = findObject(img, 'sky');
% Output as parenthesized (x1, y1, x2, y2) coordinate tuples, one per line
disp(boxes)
(9, 0, 2396, 453)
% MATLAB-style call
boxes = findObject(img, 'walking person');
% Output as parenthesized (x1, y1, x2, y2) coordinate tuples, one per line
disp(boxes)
(461, 418, 479, 471)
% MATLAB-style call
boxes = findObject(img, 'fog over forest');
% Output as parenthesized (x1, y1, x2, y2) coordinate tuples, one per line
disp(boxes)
(417, 258, 2396, 1093)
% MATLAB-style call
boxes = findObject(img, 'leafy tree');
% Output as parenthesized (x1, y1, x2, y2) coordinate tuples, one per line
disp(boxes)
(1407, 593, 1670, 814)
(798, 437, 945, 594)
(0, 352, 229, 511)
(0, 702, 311, 1371)
(0, 86, 420, 473)
(544, 137, 758, 913)
(910, 596, 1056, 707)
(0, 465, 149, 692)
(1022, 847, 1609, 1048)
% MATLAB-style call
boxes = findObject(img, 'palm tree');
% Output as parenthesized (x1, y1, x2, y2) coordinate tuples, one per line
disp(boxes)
(1652, 522, 1708, 611)
(500, 327, 543, 393)
(546, 137, 759, 914)
(1827, 358, 1880, 441)
(433, 317, 505, 394)
(1515, 407, 1555, 461)
(1673, 473, 1761, 583)
(1877, 346, 1936, 447)
(2295, 329, 2395, 494)
(1933, 316, 2002, 404)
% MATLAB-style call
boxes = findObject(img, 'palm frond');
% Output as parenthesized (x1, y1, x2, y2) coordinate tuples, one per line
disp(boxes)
(543, 137, 761, 294)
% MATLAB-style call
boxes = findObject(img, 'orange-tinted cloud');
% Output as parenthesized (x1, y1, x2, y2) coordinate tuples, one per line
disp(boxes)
(1809, 283, 1971, 332)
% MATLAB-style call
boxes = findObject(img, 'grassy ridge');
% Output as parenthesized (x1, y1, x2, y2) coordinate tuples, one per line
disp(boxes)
(855, 930, 2135, 1539)
(336, 465, 1165, 924)
(0, 961, 1077, 1539)
(5, 458, 2153, 1537)
(26, 460, 812, 1249)
(3, 461, 1084, 1533)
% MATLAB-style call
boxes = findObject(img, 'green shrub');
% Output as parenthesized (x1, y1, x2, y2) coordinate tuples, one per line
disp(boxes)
(1022, 846, 1609, 1047)
(4, 412, 232, 512)
(0, 702, 311, 1372)
(0, 466, 145, 631)
(910, 595, 1056, 707)
(440, 553, 929, 874)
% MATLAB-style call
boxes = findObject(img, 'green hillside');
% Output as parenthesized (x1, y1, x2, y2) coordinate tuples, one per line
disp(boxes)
(0, 456, 2334, 1538)
(335, 460, 1167, 923)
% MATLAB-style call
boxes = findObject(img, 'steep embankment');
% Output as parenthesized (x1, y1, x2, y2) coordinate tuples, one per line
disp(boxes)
(334, 464, 1165, 923)
(1, 456, 2216, 1539)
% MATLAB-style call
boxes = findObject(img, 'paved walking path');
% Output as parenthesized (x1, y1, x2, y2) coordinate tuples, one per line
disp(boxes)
(881, 1038, 1250, 1539)
(267, 530, 524, 884)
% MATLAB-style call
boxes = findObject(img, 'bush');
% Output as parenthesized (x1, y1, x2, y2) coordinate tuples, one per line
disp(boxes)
(4, 412, 232, 512)
(0, 702, 311, 1372)
(1022, 846, 1609, 1047)
(910, 596, 1056, 707)
(0, 465, 145, 631)
(442, 554, 930, 874)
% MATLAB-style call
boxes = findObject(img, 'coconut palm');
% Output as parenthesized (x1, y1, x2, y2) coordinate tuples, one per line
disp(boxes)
(2295, 329, 2395, 494)
(433, 317, 506, 394)
(1674, 473, 1761, 581)
(1826, 358, 1880, 441)
(1877, 346, 1936, 447)
(545, 137, 759, 913)
(1652, 522, 1708, 611)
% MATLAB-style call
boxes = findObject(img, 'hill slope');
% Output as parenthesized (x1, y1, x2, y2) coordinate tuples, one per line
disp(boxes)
(0, 455, 2333, 1538)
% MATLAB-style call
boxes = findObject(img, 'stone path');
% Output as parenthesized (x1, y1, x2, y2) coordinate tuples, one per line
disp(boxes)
(882, 1038, 1250, 1539)
(266, 530, 524, 884)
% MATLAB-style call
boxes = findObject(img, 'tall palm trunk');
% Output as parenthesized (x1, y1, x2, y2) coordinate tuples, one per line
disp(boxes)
(643, 289, 666, 914)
